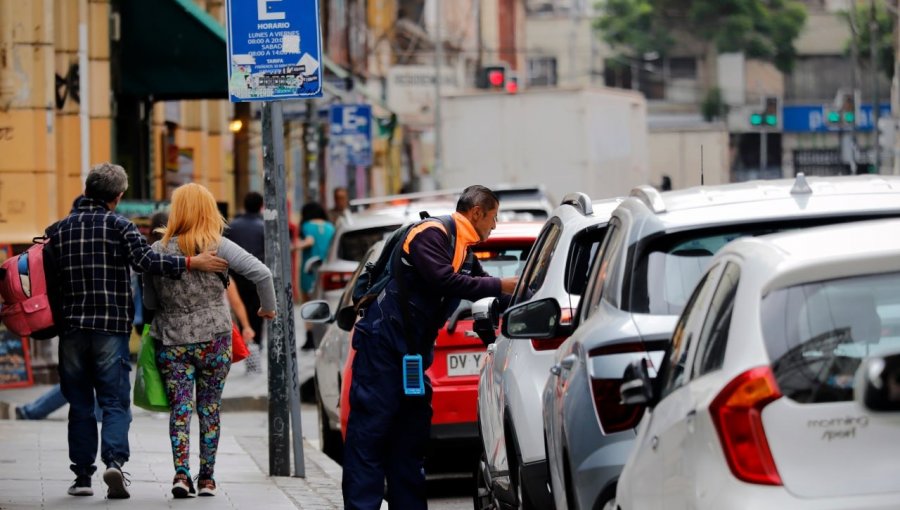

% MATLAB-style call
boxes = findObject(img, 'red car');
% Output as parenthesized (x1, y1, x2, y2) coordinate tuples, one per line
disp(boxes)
(339, 222, 541, 461)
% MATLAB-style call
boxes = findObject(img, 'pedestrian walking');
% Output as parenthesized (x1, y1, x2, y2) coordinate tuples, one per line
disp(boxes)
(143, 183, 276, 499)
(50, 163, 228, 499)
(342, 185, 518, 509)
(296, 202, 335, 349)
(328, 186, 350, 225)
(223, 191, 266, 372)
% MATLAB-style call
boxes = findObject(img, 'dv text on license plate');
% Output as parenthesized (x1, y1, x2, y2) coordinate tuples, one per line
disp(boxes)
(447, 351, 483, 377)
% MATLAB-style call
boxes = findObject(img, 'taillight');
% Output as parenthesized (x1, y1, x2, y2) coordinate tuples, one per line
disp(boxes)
(320, 271, 353, 291)
(587, 342, 647, 434)
(531, 308, 572, 351)
(709, 366, 782, 486)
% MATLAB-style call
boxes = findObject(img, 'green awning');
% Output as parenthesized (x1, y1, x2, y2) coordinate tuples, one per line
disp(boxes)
(118, 0, 228, 100)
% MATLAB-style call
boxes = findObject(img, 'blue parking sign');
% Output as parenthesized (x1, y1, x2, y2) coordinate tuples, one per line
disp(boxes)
(329, 104, 372, 167)
(225, 0, 323, 101)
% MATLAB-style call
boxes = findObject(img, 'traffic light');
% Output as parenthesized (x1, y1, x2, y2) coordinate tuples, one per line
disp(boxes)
(749, 96, 780, 129)
(825, 89, 859, 128)
(505, 76, 519, 94)
(477, 65, 507, 90)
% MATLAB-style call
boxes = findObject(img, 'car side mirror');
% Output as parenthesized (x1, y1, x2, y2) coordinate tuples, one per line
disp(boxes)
(472, 297, 499, 346)
(501, 297, 567, 340)
(855, 350, 900, 412)
(299, 300, 333, 323)
(336, 305, 358, 332)
(303, 256, 323, 274)
(621, 358, 655, 407)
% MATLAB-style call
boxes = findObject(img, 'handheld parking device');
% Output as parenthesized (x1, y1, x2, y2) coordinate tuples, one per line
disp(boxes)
(402, 354, 425, 396)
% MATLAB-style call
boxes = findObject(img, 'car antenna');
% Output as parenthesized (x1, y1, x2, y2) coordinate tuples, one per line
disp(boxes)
(700, 145, 705, 186)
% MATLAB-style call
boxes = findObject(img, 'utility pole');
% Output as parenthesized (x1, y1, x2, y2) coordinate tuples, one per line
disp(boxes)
(870, 0, 881, 173)
(848, 7, 862, 174)
(433, 0, 443, 189)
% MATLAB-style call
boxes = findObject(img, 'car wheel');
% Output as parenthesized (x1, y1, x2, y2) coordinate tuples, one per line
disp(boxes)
(473, 452, 500, 510)
(317, 393, 343, 463)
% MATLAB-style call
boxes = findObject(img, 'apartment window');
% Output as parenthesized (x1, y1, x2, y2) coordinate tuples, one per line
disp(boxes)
(668, 57, 697, 80)
(528, 57, 558, 87)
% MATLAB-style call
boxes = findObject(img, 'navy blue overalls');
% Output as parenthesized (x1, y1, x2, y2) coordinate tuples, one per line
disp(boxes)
(342, 215, 477, 510)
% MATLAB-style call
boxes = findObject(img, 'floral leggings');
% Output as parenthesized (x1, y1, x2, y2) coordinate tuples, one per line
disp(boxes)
(157, 334, 231, 478)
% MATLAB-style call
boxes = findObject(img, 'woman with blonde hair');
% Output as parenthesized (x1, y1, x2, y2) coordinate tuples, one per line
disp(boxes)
(143, 183, 276, 498)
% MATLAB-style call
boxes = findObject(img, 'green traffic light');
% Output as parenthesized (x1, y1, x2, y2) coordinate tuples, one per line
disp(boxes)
(827, 111, 841, 123)
(765, 114, 777, 126)
(750, 113, 763, 126)
(843, 112, 855, 123)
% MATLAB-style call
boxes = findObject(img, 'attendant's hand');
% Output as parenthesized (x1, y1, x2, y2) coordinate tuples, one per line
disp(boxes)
(191, 251, 229, 272)
(241, 326, 256, 342)
(500, 276, 519, 294)
(258, 309, 276, 319)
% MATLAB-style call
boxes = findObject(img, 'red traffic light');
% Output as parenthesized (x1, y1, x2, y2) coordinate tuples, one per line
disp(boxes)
(488, 70, 504, 87)
(505, 79, 518, 94)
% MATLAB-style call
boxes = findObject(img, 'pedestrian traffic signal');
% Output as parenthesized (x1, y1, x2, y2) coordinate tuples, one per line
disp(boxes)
(505, 76, 518, 94)
(477, 65, 508, 90)
(750, 113, 763, 126)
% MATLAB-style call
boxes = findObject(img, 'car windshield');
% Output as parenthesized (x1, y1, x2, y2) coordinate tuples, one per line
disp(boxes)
(761, 271, 900, 404)
(338, 225, 401, 261)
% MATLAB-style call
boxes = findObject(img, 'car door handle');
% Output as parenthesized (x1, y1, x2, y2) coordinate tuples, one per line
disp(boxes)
(651, 435, 659, 451)
(560, 354, 577, 370)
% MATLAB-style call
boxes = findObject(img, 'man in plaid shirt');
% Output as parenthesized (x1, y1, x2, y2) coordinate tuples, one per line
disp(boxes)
(51, 163, 228, 499)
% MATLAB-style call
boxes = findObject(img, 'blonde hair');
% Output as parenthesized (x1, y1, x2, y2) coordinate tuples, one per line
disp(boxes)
(158, 183, 227, 256)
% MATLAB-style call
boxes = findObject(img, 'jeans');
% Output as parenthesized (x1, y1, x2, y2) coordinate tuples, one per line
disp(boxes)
(58, 329, 132, 476)
(18, 384, 102, 421)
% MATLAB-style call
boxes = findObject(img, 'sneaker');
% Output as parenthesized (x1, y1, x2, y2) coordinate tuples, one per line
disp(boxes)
(103, 461, 131, 499)
(197, 477, 217, 497)
(67, 474, 93, 496)
(172, 469, 197, 499)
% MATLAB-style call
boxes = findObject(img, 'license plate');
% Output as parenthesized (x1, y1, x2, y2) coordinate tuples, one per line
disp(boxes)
(446, 351, 484, 377)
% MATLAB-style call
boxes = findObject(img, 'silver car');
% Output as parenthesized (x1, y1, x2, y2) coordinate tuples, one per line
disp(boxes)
(301, 241, 384, 461)
(474, 194, 621, 510)
(617, 218, 900, 509)
(503, 174, 900, 510)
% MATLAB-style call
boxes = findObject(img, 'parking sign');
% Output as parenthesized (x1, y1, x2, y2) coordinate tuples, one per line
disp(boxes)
(225, 0, 323, 101)
(329, 104, 372, 167)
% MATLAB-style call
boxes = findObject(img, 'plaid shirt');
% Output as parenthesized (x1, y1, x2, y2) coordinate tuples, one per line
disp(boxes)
(52, 196, 186, 335)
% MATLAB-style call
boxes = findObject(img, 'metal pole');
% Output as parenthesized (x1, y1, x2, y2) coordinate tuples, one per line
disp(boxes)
(870, 0, 881, 173)
(760, 130, 767, 177)
(262, 101, 304, 477)
(433, 0, 443, 187)
(849, 6, 861, 174)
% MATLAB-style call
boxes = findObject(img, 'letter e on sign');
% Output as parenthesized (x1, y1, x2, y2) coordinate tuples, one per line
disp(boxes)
(258, 0, 286, 20)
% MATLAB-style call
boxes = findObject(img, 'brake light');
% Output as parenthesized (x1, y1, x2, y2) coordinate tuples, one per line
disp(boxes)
(709, 366, 782, 486)
(531, 308, 573, 351)
(588, 342, 647, 434)
(320, 271, 353, 291)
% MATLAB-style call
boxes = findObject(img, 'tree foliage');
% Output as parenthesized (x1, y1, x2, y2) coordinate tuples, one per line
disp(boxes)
(844, 2, 895, 80)
(595, 0, 808, 72)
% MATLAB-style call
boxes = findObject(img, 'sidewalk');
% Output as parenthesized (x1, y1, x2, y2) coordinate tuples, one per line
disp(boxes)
(0, 308, 344, 508)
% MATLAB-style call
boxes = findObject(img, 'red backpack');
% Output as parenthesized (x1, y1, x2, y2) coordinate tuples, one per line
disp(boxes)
(0, 228, 62, 340)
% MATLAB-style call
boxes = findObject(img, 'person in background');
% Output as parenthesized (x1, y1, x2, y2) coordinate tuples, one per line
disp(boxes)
(144, 183, 275, 499)
(223, 191, 265, 373)
(51, 163, 228, 499)
(15, 384, 101, 421)
(297, 202, 335, 350)
(327, 186, 349, 225)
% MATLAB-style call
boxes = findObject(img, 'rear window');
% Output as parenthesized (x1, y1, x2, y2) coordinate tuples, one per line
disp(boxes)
(761, 271, 900, 404)
(474, 243, 531, 278)
(629, 215, 900, 315)
(338, 225, 401, 261)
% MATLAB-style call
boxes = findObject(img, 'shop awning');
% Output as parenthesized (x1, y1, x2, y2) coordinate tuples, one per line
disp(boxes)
(118, 0, 228, 100)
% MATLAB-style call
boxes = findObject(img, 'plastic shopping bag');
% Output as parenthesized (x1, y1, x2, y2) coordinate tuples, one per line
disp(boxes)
(133, 324, 169, 412)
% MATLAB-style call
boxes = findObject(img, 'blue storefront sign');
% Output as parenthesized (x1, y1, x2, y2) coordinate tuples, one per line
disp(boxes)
(783, 104, 891, 133)
(329, 104, 372, 167)
(225, 0, 323, 101)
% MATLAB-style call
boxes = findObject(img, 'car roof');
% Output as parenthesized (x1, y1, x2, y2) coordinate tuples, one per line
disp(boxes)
(338, 201, 458, 231)
(484, 221, 543, 241)
(717, 217, 900, 294)
(620, 174, 900, 232)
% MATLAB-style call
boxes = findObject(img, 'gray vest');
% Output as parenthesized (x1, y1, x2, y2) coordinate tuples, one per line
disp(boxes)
(149, 239, 232, 346)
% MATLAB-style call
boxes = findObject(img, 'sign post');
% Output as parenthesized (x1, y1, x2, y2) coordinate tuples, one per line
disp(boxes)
(225, 0, 323, 478)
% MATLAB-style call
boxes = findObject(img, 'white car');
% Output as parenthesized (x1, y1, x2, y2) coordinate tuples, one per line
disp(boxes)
(474, 194, 620, 510)
(616, 218, 900, 509)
